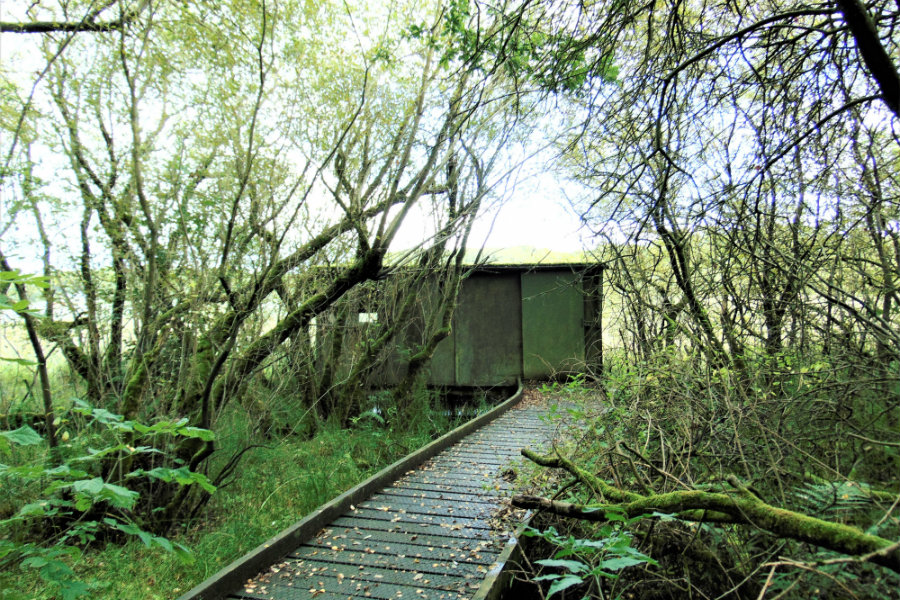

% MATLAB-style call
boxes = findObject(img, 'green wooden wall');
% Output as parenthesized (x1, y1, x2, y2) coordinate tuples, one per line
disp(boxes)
(453, 273, 522, 386)
(429, 267, 588, 386)
(521, 271, 585, 378)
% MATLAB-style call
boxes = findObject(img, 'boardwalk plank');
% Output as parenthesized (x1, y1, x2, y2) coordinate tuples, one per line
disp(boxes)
(313, 526, 504, 556)
(304, 537, 498, 565)
(191, 391, 559, 600)
(239, 559, 479, 595)
(330, 516, 496, 540)
(346, 507, 493, 530)
(375, 487, 502, 505)
(289, 546, 487, 576)
(359, 497, 496, 520)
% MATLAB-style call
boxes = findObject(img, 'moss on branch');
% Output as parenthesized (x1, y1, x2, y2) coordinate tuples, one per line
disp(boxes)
(517, 450, 900, 574)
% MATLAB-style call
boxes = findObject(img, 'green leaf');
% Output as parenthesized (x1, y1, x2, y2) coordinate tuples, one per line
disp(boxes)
(46, 465, 88, 478)
(0, 271, 49, 288)
(74, 443, 129, 461)
(108, 520, 152, 546)
(599, 556, 646, 571)
(546, 574, 584, 598)
(0, 539, 21, 560)
(59, 579, 91, 600)
(1, 426, 43, 446)
(17, 501, 49, 517)
(570, 537, 609, 550)
(135, 466, 216, 493)
(177, 426, 214, 441)
(39, 557, 75, 580)
(650, 511, 676, 521)
(189, 471, 216, 493)
(72, 477, 104, 495)
(535, 558, 589, 574)
(4, 464, 47, 479)
(152, 536, 173, 553)
(604, 509, 627, 522)
(0, 356, 37, 366)
(21, 555, 49, 569)
(98, 483, 139, 509)
(172, 542, 195, 565)
(88, 407, 123, 424)
(67, 479, 138, 510)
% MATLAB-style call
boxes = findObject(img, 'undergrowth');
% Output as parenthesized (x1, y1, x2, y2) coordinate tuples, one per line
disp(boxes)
(0, 389, 464, 599)
(515, 364, 900, 600)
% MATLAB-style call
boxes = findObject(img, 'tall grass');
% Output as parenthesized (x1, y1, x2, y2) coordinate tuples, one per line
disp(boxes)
(0, 391, 462, 600)
(0, 323, 75, 414)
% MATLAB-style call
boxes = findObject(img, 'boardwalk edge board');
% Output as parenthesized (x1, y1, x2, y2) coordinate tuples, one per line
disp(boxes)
(470, 519, 533, 600)
(177, 381, 525, 600)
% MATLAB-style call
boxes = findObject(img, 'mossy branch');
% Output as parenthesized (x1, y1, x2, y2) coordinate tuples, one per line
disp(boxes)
(521, 448, 642, 502)
(516, 450, 900, 574)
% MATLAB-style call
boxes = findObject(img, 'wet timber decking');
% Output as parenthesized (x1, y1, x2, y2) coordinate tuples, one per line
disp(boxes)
(181, 390, 558, 600)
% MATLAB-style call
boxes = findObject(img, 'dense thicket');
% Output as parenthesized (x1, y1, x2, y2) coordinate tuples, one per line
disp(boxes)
(494, 0, 900, 597)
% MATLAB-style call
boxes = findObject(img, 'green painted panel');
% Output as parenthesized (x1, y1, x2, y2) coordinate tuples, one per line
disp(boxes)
(454, 273, 522, 386)
(521, 271, 585, 378)
(429, 329, 456, 385)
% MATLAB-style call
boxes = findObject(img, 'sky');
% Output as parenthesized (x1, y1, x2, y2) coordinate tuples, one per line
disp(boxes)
(386, 154, 594, 257)
(466, 175, 591, 253)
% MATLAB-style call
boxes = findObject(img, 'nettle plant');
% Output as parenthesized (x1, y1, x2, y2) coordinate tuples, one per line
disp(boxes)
(0, 401, 214, 599)
(523, 511, 659, 599)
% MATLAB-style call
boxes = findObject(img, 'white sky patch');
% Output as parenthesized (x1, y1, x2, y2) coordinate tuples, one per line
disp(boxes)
(467, 172, 589, 252)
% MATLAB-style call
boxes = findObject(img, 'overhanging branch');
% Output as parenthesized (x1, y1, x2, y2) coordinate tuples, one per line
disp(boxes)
(837, 0, 900, 117)
(2, 0, 149, 34)
(2, 19, 126, 33)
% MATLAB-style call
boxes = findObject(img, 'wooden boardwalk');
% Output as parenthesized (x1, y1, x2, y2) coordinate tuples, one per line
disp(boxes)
(180, 390, 556, 600)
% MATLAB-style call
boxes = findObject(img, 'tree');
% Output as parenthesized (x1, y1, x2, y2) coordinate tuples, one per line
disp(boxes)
(0, 0, 527, 532)
(478, 0, 900, 596)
